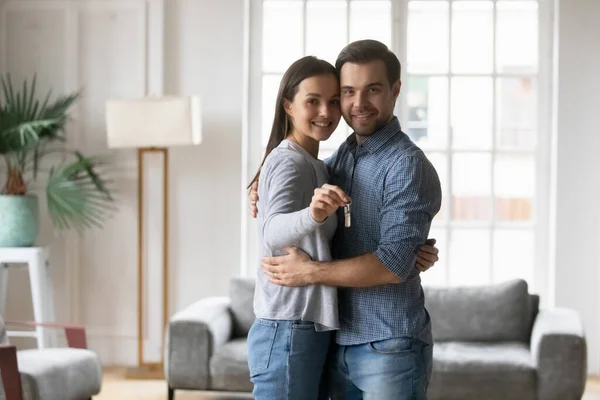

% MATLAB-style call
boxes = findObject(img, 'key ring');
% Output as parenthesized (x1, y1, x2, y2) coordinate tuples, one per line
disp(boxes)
(343, 201, 352, 228)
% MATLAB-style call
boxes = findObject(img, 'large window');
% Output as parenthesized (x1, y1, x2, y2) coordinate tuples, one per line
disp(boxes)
(404, 0, 545, 289)
(259, 0, 393, 160)
(245, 0, 550, 293)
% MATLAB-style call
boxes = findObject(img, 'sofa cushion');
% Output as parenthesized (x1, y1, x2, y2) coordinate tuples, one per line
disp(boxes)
(230, 277, 256, 338)
(16, 348, 102, 400)
(428, 341, 536, 400)
(424, 279, 532, 342)
(209, 338, 252, 392)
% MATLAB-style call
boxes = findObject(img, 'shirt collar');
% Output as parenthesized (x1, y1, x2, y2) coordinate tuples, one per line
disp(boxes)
(345, 116, 402, 153)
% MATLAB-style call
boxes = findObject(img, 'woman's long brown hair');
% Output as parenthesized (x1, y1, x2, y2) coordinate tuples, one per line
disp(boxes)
(247, 56, 337, 189)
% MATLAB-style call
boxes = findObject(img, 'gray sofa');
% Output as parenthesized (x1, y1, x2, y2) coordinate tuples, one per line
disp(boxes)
(164, 278, 587, 400)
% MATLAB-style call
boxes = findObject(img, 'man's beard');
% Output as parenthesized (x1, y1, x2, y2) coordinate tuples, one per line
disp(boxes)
(353, 117, 388, 136)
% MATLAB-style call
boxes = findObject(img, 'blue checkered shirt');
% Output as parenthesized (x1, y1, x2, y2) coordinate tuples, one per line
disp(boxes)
(324, 117, 442, 346)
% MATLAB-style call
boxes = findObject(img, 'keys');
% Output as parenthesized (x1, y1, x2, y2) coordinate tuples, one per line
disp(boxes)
(344, 201, 351, 228)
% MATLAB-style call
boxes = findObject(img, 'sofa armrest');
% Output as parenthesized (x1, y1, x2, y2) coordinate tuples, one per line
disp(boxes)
(164, 296, 233, 390)
(531, 308, 587, 400)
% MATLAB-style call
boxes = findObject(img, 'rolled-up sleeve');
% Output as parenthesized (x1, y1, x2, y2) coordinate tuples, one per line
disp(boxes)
(373, 155, 442, 282)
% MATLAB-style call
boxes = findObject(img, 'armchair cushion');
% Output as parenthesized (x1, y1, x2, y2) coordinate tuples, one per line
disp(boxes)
(165, 296, 233, 390)
(209, 338, 252, 392)
(16, 348, 102, 400)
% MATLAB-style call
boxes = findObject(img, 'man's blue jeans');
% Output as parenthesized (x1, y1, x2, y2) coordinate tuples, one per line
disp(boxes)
(328, 337, 433, 400)
(247, 318, 332, 400)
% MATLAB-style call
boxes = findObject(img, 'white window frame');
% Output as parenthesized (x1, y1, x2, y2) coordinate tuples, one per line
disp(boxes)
(241, 0, 554, 306)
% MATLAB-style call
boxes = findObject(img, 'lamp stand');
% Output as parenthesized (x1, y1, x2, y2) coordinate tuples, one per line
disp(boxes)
(126, 147, 169, 379)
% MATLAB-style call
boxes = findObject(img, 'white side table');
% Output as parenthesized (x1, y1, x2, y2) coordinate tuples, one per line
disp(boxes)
(0, 246, 57, 348)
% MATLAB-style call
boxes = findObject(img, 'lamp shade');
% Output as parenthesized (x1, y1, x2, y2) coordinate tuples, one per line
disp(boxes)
(105, 95, 202, 148)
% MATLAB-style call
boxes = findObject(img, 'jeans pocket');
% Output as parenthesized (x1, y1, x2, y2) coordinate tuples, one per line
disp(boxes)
(291, 320, 315, 330)
(247, 318, 278, 376)
(421, 341, 433, 386)
(368, 337, 414, 355)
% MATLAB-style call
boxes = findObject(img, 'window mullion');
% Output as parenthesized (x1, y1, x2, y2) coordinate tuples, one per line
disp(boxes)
(302, 0, 307, 56)
(535, 0, 553, 304)
(446, 0, 454, 286)
(243, 0, 265, 276)
(346, 0, 351, 46)
(490, 0, 498, 283)
(393, 0, 408, 122)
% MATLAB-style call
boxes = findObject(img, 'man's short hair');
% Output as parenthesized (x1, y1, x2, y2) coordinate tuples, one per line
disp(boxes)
(335, 39, 401, 86)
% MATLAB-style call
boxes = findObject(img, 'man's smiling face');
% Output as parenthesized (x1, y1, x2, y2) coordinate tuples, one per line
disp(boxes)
(339, 59, 401, 140)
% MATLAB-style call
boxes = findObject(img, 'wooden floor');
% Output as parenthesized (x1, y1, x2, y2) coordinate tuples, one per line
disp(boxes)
(97, 369, 251, 400)
(97, 369, 600, 400)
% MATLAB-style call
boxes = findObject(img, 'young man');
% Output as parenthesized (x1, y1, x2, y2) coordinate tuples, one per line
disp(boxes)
(253, 40, 442, 399)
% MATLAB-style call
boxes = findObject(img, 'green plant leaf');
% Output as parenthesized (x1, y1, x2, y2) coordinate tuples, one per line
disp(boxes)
(46, 154, 116, 233)
(1, 74, 116, 231)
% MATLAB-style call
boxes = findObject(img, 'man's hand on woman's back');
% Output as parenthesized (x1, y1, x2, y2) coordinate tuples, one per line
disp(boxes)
(248, 179, 440, 272)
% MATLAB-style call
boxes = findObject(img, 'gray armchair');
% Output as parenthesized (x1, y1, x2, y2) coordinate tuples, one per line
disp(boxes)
(164, 277, 587, 400)
(164, 278, 254, 399)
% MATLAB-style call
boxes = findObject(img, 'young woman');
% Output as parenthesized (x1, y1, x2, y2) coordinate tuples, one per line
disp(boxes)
(246, 55, 438, 399)
(246, 56, 345, 400)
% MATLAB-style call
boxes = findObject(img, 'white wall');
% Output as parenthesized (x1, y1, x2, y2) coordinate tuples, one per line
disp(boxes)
(163, 0, 243, 332)
(3, 0, 600, 373)
(552, 0, 600, 374)
(1, 0, 244, 365)
(85, 0, 244, 365)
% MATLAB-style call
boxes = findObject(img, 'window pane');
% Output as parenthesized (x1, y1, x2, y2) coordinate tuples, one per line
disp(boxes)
(407, 1, 449, 74)
(319, 148, 335, 161)
(497, 77, 537, 150)
(451, 77, 493, 149)
(425, 153, 447, 221)
(406, 76, 448, 149)
(452, 153, 491, 221)
(263, 1, 303, 73)
(451, 1, 493, 73)
(449, 229, 491, 286)
(262, 74, 283, 147)
(494, 154, 535, 221)
(307, 1, 348, 65)
(493, 230, 534, 284)
(420, 227, 448, 287)
(497, 1, 538, 73)
(349, 1, 392, 47)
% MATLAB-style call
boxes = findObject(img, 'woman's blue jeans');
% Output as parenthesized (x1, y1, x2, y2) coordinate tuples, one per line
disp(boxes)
(247, 318, 332, 400)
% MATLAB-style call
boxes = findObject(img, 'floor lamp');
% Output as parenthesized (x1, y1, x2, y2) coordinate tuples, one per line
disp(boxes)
(105, 96, 202, 378)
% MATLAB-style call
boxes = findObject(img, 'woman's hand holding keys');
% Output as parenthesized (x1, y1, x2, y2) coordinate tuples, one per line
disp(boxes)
(310, 184, 351, 223)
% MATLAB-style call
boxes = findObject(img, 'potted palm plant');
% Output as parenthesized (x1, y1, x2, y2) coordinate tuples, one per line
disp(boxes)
(0, 74, 116, 247)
